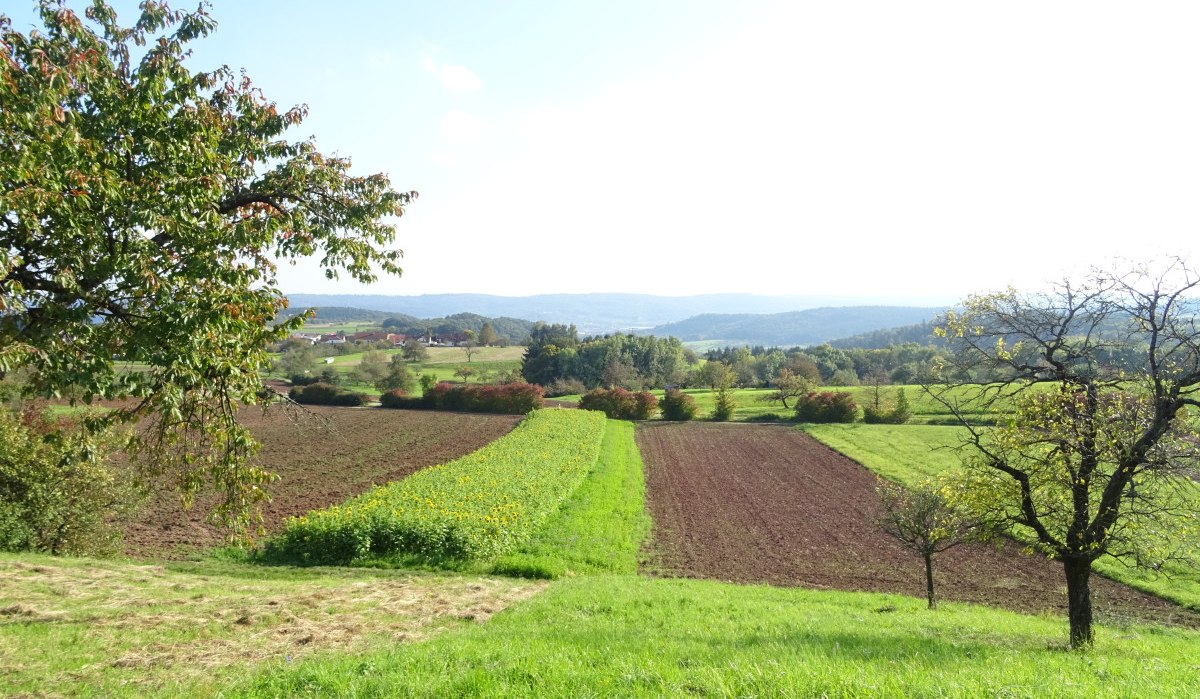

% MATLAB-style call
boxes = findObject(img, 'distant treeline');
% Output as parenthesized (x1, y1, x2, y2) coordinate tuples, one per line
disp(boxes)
(278, 306, 396, 324)
(380, 313, 534, 345)
(521, 323, 694, 392)
(704, 343, 942, 386)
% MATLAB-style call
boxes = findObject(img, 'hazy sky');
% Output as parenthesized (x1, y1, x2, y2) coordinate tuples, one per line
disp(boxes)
(11, 2, 1200, 301)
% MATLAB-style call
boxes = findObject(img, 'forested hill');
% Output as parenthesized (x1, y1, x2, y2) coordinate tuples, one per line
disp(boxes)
(645, 306, 942, 347)
(828, 320, 942, 349)
(277, 307, 536, 344)
(278, 306, 400, 324)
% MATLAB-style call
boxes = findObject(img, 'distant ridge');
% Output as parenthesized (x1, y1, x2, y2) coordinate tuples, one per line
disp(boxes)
(283, 293, 955, 334)
(644, 306, 943, 347)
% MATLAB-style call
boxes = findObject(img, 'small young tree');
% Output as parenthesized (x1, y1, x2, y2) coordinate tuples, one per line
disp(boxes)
(402, 337, 429, 362)
(478, 322, 498, 347)
(763, 369, 813, 409)
(863, 388, 913, 424)
(275, 345, 318, 381)
(875, 478, 974, 609)
(694, 361, 736, 391)
(0, 409, 140, 556)
(454, 366, 477, 383)
(375, 355, 415, 394)
(710, 387, 736, 421)
(351, 350, 389, 387)
(462, 330, 478, 362)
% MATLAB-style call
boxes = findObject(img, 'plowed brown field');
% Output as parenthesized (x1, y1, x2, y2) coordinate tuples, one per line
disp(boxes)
(638, 421, 1200, 628)
(121, 407, 521, 558)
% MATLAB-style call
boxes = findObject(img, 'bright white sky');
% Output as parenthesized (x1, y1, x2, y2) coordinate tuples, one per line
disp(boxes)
(12, 1, 1200, 302)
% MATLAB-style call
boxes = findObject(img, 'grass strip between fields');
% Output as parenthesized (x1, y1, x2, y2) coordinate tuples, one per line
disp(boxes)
(491, 419, 650, 579)
(266, 409, 607, 566)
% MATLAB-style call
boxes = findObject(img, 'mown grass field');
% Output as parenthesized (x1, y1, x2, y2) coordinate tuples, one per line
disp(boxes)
(272, 346, 526, 397)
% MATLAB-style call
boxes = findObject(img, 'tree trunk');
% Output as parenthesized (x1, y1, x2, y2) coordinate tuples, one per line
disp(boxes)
(924, 553, 936, 609)
(1063, 557, 1094, 648)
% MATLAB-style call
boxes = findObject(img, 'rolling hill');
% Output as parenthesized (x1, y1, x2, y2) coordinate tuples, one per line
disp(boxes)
(282, 293, 955, 334)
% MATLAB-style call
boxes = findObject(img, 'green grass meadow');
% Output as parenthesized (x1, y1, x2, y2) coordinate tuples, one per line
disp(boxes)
(231, 575, 1200, 699)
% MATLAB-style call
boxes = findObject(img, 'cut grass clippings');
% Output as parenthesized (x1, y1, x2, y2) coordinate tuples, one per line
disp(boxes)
(0, 553, 545, 698)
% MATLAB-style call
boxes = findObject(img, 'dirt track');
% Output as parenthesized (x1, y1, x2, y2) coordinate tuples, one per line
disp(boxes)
(638, 421, 1200, 628)
(121, 407, 521, 558)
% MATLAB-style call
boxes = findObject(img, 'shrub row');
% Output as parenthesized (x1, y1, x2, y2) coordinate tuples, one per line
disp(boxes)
(289, 382, 368, 406)
(578, 387, 658, 420)
(379, 382, 544, 414)
(266, 409, 607, 564)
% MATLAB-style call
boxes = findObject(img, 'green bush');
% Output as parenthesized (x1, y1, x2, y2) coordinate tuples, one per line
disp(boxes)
(660, 388, 698, 421)
(795, 391, 857, 423)
(0, 409, 138, 556)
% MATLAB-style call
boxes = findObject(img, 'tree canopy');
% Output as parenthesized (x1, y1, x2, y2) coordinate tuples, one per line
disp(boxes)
(0, 2, 415, 531)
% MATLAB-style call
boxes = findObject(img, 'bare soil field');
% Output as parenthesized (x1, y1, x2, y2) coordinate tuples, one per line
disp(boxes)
(637, 421, 1200, 628)
(121, 407, 521, 558)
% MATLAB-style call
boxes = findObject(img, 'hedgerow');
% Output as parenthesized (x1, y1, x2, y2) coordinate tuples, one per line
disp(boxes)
(379, 382, 544, 414)
(265, 409, 607, 565)
(289, 382, 368, 406)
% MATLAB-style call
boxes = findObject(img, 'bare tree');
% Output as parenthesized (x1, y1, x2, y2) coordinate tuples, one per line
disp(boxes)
(929, 258, 1200, 647)
(462, 330, 478, 362)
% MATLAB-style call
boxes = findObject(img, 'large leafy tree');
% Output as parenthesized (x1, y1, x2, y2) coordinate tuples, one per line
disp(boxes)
(0, 1, 415, 531)
(931, 260, 1200, 647)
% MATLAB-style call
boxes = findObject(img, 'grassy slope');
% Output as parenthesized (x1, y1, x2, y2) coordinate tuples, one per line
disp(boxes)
(804, 423, 1200, 611)
(6, 415, 1200, 697)
(233, 575, 1200, 698)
